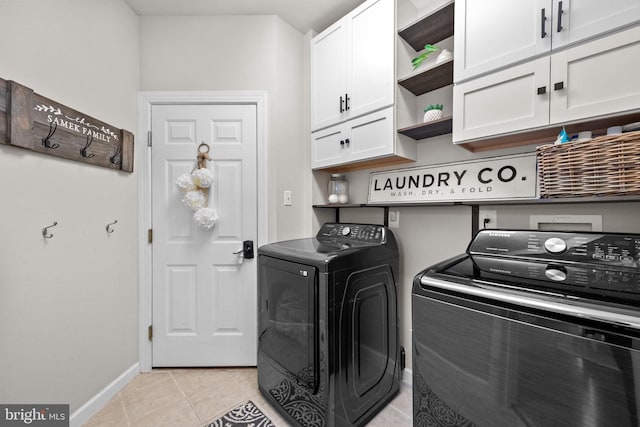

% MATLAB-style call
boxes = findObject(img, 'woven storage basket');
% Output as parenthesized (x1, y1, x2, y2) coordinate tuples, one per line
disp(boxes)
(537, 131, 640, 198)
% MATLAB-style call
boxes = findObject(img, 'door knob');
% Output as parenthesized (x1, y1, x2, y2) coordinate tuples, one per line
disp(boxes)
(233, 240, 254, 259)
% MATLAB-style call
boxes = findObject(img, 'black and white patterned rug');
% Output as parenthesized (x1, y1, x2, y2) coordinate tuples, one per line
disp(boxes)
(205, 400, 274, 427)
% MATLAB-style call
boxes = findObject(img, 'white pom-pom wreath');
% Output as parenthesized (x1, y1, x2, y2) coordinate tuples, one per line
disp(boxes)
(182, 190, 206, 211)
(193, 208, 218, 229)
(192, 168, 214, 188)
(175, 173, 196, 193)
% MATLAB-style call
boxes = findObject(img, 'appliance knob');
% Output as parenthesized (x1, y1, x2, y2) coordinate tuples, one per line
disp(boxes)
(341, 226, 351, 236)
(545, 267, 567, 282)
(544, 237, 567, 254)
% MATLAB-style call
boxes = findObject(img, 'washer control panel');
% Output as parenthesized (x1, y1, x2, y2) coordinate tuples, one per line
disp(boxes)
(317, 223, 387, 245)
(469, 230, 640, 267)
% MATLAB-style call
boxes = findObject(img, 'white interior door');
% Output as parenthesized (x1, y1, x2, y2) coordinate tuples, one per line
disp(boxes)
(151, 103, 257, 367)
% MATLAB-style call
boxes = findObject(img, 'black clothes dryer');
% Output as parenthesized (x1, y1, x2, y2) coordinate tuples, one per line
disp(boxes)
(257, 223, 403, 427)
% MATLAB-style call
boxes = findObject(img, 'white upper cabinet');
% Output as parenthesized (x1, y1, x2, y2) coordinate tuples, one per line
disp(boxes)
(454, 0, 550, 83)
(549, 25, 640, 124)
(453, 57, 550, 142)
(311, 107, 396, 170)
(454, 0, 640, 82)
(311, 0, 394, 131)
(453, 25, 640, 143)
(310, 21, 348, 132)
(552, 0, 640, 49)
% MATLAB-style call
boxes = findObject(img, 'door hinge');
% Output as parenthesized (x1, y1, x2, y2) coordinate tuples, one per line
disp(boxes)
(148, 325, 153, 341)
(147, 130, 152, 147)
(147, 228, 153, 244)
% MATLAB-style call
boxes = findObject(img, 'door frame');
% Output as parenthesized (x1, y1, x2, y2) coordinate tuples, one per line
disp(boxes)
(137, 91, 268, 372)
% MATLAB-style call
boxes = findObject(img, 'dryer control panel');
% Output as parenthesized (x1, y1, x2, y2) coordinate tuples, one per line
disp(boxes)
(317, 223, 387, 245)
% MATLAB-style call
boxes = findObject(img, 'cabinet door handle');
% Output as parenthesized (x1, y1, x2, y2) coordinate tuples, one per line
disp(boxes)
(557, 1, 564, 33)
(537, 86, 547, 95)
(554, 81, 564, 91)
(339, 96, 344, 113)
(340, 140, 345, 146)
(345, 93, 350, 111)
(345, 138, 350, 146)
(541, 8, 547, 38)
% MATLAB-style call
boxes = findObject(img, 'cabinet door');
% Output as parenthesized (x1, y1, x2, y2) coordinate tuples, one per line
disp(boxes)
(348, 107, 395, 163)
(552, 0, 640, 49)
(311, 124, 349, 169)
(348, 0, 395, 120)
(454, 0, 551, 82)
(311, 20, 348, 131)
(550, 25, 640, 124)
(453, 57, 550, 142)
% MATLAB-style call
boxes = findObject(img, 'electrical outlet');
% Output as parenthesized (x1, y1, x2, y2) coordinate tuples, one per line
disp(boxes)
(283, 190, 292, 206)
(481, 210, 497, 229)
(388, 210, 400, 228)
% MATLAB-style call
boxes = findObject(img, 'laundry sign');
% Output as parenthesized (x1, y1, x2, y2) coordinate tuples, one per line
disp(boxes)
(0, 78, 134, 172)
(368, 153, 538, 203)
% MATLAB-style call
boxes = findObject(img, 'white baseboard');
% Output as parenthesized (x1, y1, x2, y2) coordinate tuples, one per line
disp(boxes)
(69, 362, 139, 427)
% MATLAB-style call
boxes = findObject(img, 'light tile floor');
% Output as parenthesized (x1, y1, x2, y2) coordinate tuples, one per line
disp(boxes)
(84, 368, 412, 427)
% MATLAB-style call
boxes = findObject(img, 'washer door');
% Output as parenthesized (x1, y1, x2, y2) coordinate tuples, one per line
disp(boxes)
(258, 256, 319, 393)
(339, 265, 398, 423)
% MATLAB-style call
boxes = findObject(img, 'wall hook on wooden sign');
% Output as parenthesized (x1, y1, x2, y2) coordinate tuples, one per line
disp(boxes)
(106, 220, 118, 234)
(109, 142, 122, 166)
(41, 122, 59, 149)
(42, 221, 58, 239)
(80, 135, 95, 158)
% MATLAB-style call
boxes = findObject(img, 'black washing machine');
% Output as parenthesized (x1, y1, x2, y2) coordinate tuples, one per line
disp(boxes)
(412, 229, 640, 427)
(257, 223, 403, 426)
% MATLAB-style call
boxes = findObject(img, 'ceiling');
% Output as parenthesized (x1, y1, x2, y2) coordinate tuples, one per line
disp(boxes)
(123, 0, 367, 34)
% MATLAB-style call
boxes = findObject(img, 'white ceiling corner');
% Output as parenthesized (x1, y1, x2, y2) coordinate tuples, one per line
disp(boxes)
(123, 0, 367, 34)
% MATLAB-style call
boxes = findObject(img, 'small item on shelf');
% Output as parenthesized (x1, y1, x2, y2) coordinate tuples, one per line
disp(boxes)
(554, 127, 570, 145)
(435, 49, 452, 64)
(327, 174, 349, 204)
(576, 131, 592, 142)
(423, 104, 443, 122)
(411, 44, 438, 70)
(607, 126, 622, 135)
(622, 122, 640, 132)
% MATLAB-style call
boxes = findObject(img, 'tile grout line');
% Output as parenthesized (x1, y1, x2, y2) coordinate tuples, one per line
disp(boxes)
(168, 370, 207, 426)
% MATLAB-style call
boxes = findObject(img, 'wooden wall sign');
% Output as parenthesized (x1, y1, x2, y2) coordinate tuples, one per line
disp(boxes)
(0, 77, 134, 172)
(368, 153, 539, 204)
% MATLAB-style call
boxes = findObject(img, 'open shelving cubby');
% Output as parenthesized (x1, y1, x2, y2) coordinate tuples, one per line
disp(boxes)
(396, 0, 455, 141)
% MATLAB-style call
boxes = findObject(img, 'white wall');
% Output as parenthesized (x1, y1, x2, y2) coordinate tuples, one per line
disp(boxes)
(139, 15, 310, 242)
(0, 0, 139, 413)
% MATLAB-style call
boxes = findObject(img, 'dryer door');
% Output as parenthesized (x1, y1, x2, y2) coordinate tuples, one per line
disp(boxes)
(258, 256, 319, 393)
(339, 264, 399, 423)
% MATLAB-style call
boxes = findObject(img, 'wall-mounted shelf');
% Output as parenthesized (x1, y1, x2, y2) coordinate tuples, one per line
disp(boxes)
(314, 195, 640, 210)
(396, 1, 455, 142)
(398, 0, 454, 51)
(315, 194, 640, 236)
(398, 117, 452, 140)
(398, 59, 453, 96)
